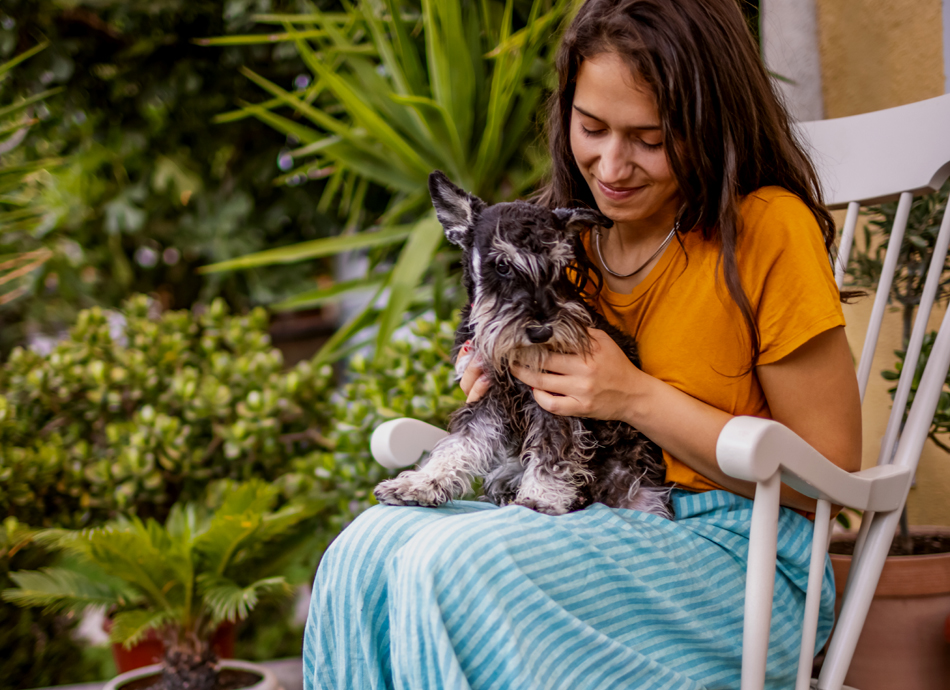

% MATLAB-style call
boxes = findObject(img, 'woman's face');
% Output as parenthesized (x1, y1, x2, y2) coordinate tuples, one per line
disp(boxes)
(569, 52, 681, 234)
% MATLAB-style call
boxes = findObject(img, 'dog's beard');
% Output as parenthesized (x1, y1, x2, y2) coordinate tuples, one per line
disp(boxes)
(470, 295, 594, 374)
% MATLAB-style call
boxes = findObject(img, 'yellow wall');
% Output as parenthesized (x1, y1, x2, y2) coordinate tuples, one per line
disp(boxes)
(816, 0, 948, 525)
(815, 0, 945, 118)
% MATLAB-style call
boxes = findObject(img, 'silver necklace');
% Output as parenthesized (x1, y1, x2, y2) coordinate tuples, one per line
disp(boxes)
(593, 222, 679, 279)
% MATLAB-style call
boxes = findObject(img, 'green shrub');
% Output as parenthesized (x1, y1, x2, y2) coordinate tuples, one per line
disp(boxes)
(0, 294, 334, 528)
(0, 295, 336, 686)
(290, 314, 466, 535)
(0, 0, 339, 354)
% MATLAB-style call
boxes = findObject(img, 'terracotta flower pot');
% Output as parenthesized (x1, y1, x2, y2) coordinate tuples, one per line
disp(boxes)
(829, 526, 950, 690)
(102, 618, 236, 674)
(102, 659, 276, 690)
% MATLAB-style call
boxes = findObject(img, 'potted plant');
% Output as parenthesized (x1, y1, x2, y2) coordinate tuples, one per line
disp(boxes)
(831, 181, 950, 690)
(2, 479, 317, 690)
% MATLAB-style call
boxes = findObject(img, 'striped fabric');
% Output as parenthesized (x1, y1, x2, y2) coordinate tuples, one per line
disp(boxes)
(303, 490, 835, 690)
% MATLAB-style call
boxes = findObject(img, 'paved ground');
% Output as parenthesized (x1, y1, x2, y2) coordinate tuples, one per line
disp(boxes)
(33, 658, 304, 690)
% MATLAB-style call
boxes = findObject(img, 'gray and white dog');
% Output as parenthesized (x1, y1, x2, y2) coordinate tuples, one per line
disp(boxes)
(374, 171, 671, 518)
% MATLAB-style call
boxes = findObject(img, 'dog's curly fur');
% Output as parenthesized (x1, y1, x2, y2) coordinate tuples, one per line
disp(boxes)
(374, 172, 672, 518)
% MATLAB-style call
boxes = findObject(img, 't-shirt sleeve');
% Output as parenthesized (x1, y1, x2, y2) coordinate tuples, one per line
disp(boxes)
(740, 191, 845, 366)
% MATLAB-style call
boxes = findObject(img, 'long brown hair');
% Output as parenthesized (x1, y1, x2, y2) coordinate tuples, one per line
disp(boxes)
(537, 0, 848, 371)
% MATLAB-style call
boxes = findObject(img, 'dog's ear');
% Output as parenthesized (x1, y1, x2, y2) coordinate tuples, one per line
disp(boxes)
(553, 207, 613, 233)
(429, 171, 486, 247)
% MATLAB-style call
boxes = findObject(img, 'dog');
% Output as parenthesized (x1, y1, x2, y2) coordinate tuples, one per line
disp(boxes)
(373, 171, 671, 518)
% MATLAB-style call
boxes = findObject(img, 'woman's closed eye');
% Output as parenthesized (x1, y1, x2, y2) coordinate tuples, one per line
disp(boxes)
(580, 124, 606, 137)
(579, 125, 663, 150)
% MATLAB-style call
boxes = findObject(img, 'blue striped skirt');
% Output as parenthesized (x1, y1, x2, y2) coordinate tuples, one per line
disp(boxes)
(303, 490, 835, 690)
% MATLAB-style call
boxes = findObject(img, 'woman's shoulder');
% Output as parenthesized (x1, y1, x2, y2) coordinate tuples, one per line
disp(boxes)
(736, 186, 825, 250)
(740, 186, 814, 224)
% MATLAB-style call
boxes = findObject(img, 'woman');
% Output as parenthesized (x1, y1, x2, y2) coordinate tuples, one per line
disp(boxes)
(303, 1, 861, 688)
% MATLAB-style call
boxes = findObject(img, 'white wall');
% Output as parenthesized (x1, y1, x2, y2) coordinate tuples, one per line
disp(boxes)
(944, 0, 950, 92)
(761, 0, 825, 121)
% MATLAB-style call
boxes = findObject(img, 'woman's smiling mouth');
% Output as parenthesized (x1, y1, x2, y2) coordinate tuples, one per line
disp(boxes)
(596, 179, 644, 201)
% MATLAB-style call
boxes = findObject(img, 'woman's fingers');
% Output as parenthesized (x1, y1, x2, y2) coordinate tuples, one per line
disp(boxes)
(457, 341, 490, 402)
(466, 373, 491, 403)
(526, 350, 582, 374)
(511, 362, 569, 395)
(459, 358, 481, 396)
(530, 387, 581, 416)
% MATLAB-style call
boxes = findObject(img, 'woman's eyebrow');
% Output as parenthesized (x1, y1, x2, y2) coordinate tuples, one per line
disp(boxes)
(572, 104, 661, 131)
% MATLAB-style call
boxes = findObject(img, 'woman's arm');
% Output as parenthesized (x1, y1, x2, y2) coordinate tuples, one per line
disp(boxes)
(511, 326, 862, 512)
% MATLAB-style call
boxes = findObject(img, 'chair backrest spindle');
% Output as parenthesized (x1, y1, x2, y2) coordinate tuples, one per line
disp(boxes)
(834, 201, 861, 291)
(876, 201, 950, 467)
(854, 192, 913, 403)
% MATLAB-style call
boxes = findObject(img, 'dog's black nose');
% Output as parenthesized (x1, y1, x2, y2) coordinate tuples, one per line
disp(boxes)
(526, 325, 553, 343)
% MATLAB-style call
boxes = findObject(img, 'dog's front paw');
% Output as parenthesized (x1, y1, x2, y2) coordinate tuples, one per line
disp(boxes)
(513, 480, 579, 515)
(513, 496, 572, 515)
(374, 471, 456, 507)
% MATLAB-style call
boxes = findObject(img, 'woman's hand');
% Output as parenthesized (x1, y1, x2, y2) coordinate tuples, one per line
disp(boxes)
(457, 341, 491, 403)
(511, 328, 644, 423)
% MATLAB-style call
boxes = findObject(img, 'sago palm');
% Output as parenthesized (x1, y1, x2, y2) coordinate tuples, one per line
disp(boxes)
(3, 480, 318, 689)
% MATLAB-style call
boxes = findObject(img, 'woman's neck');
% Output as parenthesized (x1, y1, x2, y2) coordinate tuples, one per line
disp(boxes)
(595, 218, 678, 291)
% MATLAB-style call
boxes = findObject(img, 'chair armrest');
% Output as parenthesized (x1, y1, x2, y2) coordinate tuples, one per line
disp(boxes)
(716, 416, 912, 512)
(370, 418, 450, 470)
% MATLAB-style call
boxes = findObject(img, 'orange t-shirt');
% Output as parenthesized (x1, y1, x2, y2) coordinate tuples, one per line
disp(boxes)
(589, 186, 846, 492)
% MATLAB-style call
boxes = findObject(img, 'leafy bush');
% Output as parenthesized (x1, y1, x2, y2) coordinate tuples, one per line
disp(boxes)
(0, 0, 341, 354)
(0, 295, 334, 528)
(290, 314, 466, 536)
(0, 295, 337, 686)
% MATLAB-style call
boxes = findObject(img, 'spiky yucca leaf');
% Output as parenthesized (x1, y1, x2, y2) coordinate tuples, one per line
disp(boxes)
(2, 567, 130, 614)
(203, 0, 576, 361)
(0, 42, 64, 305)
(198, 574, 290, 626)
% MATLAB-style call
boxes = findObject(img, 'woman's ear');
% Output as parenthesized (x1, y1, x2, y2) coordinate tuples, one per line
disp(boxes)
(428, 171, 487, 247)
(553, 207, 613, 233)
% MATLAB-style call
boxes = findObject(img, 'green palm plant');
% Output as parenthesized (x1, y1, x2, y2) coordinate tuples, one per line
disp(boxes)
(3, 480, 317, 690)
(199, 0, 575, 362)
(0, 40, 64, 306)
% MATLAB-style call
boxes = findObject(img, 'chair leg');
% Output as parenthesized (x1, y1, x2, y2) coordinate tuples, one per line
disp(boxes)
(741, 473, 782, 690)
(817, 507, 901, 690)
(796, 499, 831, 690)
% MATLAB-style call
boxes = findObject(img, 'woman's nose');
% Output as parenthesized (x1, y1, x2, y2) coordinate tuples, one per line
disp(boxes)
(598, 137, 633, 183)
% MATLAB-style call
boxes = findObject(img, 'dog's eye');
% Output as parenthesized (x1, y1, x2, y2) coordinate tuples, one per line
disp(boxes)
(495, 259, 512, 277)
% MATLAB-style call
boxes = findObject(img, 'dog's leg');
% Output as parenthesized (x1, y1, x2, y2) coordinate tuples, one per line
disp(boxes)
(514, 411, 596, 515)
(374, 400, 506, 507)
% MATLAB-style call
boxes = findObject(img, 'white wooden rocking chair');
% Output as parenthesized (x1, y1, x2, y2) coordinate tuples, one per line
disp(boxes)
(368, 92, 950, 690)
